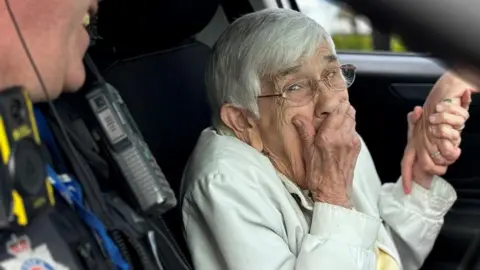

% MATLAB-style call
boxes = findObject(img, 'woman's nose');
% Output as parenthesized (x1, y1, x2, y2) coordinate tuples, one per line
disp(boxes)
(314, 90, 349, 117)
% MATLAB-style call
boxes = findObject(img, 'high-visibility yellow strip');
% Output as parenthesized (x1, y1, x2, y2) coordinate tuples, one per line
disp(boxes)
(12, 190, 27, 226)
(22, 91, 40, 144)
(46, 180, 55, 206)
(0, 117, 10, 164)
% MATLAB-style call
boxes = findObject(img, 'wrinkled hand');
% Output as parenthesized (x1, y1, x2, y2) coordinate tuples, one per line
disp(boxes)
(402, 103, 466, 191)
(293, 102, 360, 208)
(401, 72, 477, 193)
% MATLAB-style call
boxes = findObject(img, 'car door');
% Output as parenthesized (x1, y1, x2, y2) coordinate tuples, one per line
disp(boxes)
(288, 1, 480, 269)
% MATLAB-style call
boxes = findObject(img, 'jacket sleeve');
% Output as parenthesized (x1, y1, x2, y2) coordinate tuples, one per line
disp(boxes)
(379, 176, 457, 270)
(352, 136, 457, 270)
(182, 172, 381, 270)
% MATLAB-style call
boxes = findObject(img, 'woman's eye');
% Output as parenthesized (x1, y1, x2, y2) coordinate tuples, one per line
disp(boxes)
(286, 83, 302, 91)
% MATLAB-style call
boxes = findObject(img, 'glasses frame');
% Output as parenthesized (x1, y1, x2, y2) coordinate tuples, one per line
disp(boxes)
(258, 63, 357, 100)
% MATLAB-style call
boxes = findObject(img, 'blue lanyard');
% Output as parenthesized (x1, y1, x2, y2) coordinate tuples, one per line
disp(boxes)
(34, 107, 67, 173)
(46, 166, 128, 270)
(34, 107, 129, 270)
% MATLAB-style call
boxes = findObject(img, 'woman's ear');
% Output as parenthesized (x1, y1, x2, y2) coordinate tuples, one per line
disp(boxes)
(220, 104, 263, 150)
(220, 104, 252, 134)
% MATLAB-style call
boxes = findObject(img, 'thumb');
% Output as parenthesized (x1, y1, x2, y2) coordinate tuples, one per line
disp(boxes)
(401, 145, 416, 194)
(292, 116, 315, 151)
(407, 106, 422, 139)
(407, 106, 423, 126)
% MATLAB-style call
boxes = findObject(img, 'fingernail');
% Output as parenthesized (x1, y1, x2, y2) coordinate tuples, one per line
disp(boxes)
(436, 104, 445, 112)
(293, 119, 301, 127)
(429, 115, 436, 123)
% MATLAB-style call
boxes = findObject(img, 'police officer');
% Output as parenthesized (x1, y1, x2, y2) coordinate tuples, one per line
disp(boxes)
(0, 0, 198, 267)
(0, 0, 123, 269)
(0, 0, 195, 268)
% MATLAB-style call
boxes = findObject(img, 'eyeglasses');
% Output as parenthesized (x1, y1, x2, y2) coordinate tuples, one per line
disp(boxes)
(258, 64, 356, 107)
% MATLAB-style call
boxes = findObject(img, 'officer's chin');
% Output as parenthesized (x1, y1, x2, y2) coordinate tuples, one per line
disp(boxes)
(31, 69, 86, 103)
(63, 66, 87, 94)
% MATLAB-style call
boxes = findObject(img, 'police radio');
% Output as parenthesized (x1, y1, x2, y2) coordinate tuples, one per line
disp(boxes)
(0, 87, 55, 228)
(86, 83, 177, 215)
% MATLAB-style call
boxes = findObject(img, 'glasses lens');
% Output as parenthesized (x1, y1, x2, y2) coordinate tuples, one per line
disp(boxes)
(283, 79, 315, 106)
(328, 64, 356, 91)
(342, 64, 356, 88)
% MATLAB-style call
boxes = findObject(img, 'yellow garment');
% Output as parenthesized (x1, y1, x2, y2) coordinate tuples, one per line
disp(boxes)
(376, 246, 399, 270)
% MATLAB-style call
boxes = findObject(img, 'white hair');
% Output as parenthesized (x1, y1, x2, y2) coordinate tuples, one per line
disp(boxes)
(205, 8, 333, 130)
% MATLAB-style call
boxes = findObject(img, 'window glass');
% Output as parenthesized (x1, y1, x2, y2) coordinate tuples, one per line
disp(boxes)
(296, 0, 408, 52)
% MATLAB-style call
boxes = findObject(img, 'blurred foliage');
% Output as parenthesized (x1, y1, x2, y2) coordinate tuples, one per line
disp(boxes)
(332, 34, 408, 52)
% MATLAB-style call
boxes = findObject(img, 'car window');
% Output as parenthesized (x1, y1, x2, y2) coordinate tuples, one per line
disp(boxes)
(295, 0, 408, 52)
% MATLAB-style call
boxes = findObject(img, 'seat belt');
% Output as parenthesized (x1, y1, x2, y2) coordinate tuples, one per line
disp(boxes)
(34, 107, 129, 270)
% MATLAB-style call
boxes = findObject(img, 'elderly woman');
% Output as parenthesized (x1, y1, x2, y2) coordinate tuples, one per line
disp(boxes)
(181, 9, 473, 270)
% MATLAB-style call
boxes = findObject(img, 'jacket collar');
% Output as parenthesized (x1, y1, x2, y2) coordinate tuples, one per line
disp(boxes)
(276, 172, 314, 211)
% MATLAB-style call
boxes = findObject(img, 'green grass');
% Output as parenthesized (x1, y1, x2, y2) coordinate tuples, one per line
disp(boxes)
(332, 34, 408, 52)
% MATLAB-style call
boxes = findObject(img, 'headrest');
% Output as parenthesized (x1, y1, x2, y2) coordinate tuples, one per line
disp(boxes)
(98, 0, 219, 51)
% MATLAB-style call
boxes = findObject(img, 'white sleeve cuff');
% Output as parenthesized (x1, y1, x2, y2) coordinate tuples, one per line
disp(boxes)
(392, 175, 457, 220)
(310, 202, 381, 248)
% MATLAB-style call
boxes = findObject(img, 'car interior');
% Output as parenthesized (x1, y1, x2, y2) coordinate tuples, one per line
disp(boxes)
(86, 0, 480, 269)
